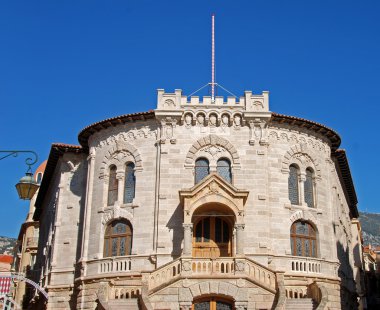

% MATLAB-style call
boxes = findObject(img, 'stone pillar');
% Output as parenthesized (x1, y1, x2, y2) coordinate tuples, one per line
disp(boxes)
(299, 172, 306, 206)
(183, 223, 193, 257)
(116, 170, 124, 203)
(235, 224, 245, 256)
(81, 147, 96, 262)
(179, 302, 192, 310)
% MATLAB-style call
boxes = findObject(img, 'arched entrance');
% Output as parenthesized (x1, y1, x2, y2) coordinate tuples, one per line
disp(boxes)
(192, 204, 234, 258)
(193, 296, 234, 310)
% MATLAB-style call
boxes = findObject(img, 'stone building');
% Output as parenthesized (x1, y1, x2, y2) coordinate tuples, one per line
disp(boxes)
(31, 89, 362, 309)
(13, 161, 46, 308)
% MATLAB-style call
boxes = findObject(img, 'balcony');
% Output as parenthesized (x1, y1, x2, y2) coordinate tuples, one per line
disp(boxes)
(272, 255, 339, 278)
(144, 257, 276, 293)
(85, 255, 152, 278)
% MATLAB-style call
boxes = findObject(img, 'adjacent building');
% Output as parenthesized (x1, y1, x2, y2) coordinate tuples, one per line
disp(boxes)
(30, 89, 362, 309)
(12, 161, 46, 308)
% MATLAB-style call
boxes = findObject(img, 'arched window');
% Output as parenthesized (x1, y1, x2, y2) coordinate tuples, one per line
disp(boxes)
(217, 158, 232, 183)
(288, 165, 299, 205)
(290, 221, 317, 257)
(124, 162, 135, 203)
(304, 168, 314, 208)
(104, 220, 132, 257)
(107, 165, 118, 206)
(195, 158, 209, 184)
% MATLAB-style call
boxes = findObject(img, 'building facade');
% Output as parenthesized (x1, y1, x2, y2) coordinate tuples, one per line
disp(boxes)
(32, 89, 362, 310)
(13, 161, 46, 308)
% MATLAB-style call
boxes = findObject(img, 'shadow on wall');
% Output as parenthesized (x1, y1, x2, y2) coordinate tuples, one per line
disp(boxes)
(167, 203, 184, 259)
(336, 240, 357, 310)
(68, 160, 87, 309)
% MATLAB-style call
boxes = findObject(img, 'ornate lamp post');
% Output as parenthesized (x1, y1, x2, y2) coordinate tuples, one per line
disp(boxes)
(0, 150, 39, 200)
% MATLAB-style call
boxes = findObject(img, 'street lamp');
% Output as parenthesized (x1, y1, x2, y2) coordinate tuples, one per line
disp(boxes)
(0, 150, 39, 200)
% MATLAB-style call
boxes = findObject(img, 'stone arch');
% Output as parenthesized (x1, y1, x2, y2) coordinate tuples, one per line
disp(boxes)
(185, 134, 241, 168)
(289, 210, 320, 258)
(188, 281, 241, 301)
(281, 144, 321, 178)
(188, 195, 241, 224)
(99, 140, 142, 178)
(102, 207, 134, 226)
(289, 210, 318, 228)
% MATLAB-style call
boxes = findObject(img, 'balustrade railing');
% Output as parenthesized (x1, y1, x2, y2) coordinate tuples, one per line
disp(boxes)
(111, 286, 141, 299)
(272, 256, 339, 277)
(86, 255, 151, 277)
(146, 257, 276, 292)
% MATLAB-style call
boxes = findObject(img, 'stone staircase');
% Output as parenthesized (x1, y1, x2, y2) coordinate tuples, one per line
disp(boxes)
(107, 298, 140, 309)
(285, 298, 317, 310)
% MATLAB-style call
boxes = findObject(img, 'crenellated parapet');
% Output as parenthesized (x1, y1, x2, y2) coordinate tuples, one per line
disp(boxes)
(155, 89, 272, 145)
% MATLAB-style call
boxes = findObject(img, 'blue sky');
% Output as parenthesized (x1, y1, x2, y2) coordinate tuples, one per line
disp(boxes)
(1, 0, 379, 237)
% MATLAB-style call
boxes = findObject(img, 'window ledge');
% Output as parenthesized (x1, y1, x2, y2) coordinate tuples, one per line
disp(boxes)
(121, 203, 139, 209)
(285, 203, 322, 214)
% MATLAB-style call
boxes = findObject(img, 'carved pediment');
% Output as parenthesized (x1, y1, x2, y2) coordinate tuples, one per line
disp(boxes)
(179, 173, 249, 222)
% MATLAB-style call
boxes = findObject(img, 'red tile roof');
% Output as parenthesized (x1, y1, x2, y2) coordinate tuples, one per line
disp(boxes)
(0, 255, 13, 264)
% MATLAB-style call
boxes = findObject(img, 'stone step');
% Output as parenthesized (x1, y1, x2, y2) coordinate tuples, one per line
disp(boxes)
(285, 298, 317, 310)
(107, 298, 140, 309)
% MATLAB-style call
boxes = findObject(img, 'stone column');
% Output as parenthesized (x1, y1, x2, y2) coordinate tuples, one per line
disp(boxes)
(299, 172, 306, 206)
(81, 148, 96, 262)
(179, 303, 192, 310)
(235, 224, 245, 256)
(183, 223, 193, 257)
(116, 170, 124, 203)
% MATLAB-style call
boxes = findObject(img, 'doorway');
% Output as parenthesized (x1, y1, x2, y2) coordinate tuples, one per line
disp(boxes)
(193, 296, 234, 310)
(193, 216, 232, 258)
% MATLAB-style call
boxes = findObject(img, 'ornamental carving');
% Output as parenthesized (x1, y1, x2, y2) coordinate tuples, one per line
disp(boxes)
(99, 140, 143, 177)
(96, 126, 157, 148)
(185, 134, 241, 168)
(233, 114, 242, 129)
(268, 130, 329, 155)
(235, 261, 245, 272)
(201, 145, 223, 158)
(182, 261, 191, 272)
(281, 144, 321, 178)
(164, 99, 175, 108)
(102, 206, 134, 226)
(160, 117, 178, 144)
(208, 181, 219, 194)
(248, 119, 268, 146)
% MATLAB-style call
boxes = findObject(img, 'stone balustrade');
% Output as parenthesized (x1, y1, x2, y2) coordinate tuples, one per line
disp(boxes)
(190, 258, 235, 275)
(111, 286, 141, 299)
(85, 255, 151, 277)
(147, 259, 182, 291)
(146, 257, 276, 292)
(274, 256, 339, 277)
(244, 257, 276, 290)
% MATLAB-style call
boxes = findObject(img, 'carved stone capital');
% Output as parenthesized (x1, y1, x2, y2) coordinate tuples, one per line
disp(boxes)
(235, 224, 245, 231)
(182, 223, 193, 231)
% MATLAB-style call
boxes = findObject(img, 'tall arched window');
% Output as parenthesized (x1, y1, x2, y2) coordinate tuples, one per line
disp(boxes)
(304, 168, 314, 208)
(104, 220, 132, 257)
(107, 165, 118, 206)
(124, 162, 136, 204)
(217, 158, 232, 183)
(288, 165, 299, 205)
(290, 221, 317, 257)
(195, 158, 209, 184)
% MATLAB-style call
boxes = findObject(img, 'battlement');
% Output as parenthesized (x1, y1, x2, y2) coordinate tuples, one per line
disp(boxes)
(156, 89, 270, 113)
